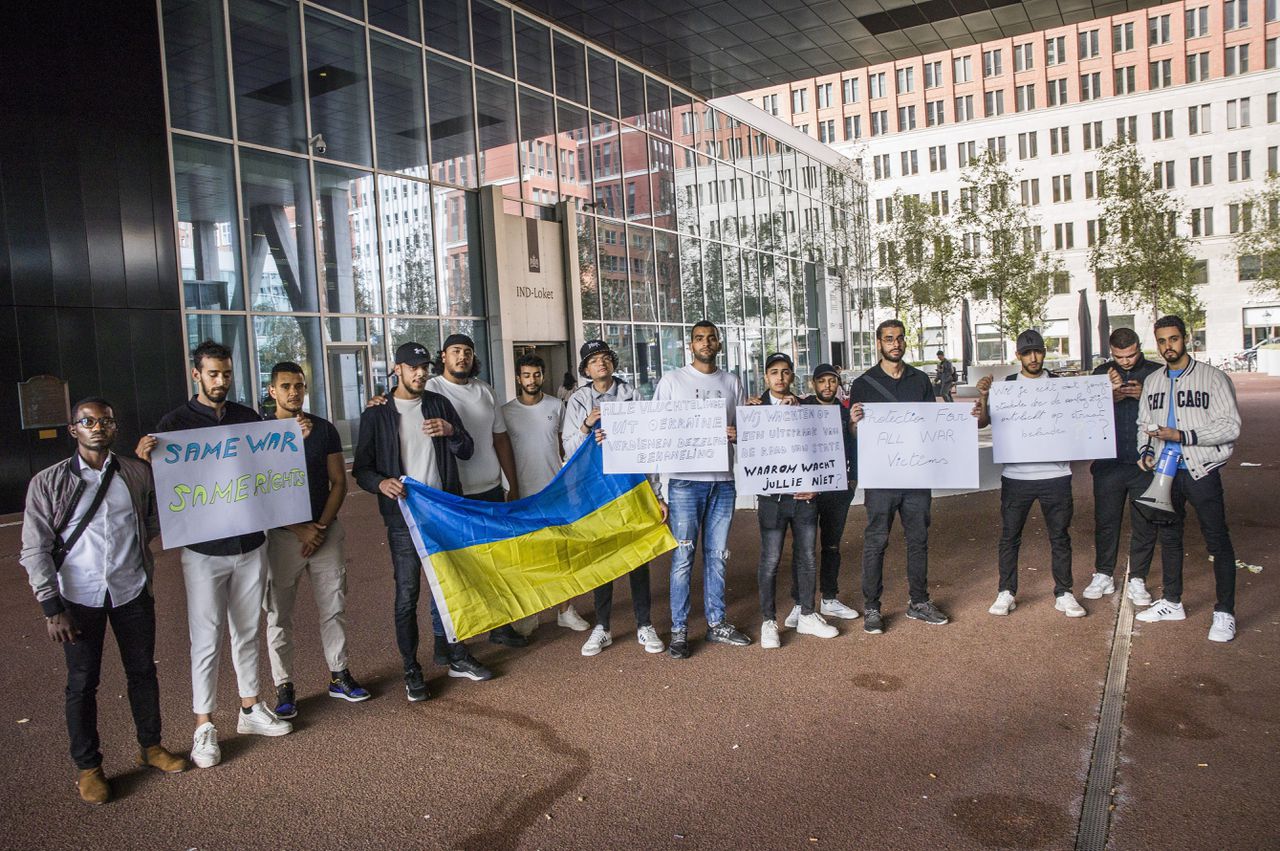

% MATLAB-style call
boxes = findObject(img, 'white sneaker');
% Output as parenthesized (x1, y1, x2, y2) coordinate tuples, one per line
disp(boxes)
(1208, 612, 1236, 643)
(237, 701, 293, 737)
(581, 625, 611, 656)
(1135, 599, 1186, 622)
(1126, 578, 1153, 607)
(796, 612, 838, 639)
(1055, 592, 1087, 618)
(636, 625, 664, 653)
(782, 604, 801, 629)
(760, 619, 780, 649)
(1082, 573, 1115, 599)
(820, 598, 860, 620)
(557, 605, 590, 632)
(988, 590, 1016, 616)
(190, 722, 220, 768)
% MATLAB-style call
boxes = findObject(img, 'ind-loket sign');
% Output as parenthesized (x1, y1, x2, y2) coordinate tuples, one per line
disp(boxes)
(18, 375, 71, 430)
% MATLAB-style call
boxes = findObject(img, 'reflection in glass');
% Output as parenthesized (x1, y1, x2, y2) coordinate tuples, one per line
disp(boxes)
(315, 165, 381, 314)
(311, 0, 361, 17)
(703, 240, 725, 324)
(646, 78, 671, 138)
(590, 113, 623, 218)
(742, 249, 762, 326)
(475, 73, 520, 202)
(632, 324, 660, 397)
(428, 56, 477, 188)
(326, 345, 371, 452)
(254, 315, 326, 413)
(230, 0, 305, 152)
(659, 326, 686, 384)
(679, 234, 704, 321)
(618, 65, 644, 126)
(434, 186, 484, 316)
(673, 144, 698, 235)
(371, 34, 428, 174)
(588, 50, 618, 116)
(238, 149, 318, 313)
(425, 0, 469, 60)
(163, 0, 231, 137)
(185, 314, 252, 406)
(649, 137, 676, 231)
(654, 231, 680, 324)
(723, 244, 743, 326)
(471, 0, 513, 76)
(515, 15, 552, 92)
(553, 34, 586, 104)
(597, 220, 629, 321)
(173, 136, 242, 310)
(379, 175, 436, 315)
(367, 0, 419, 40)
(556, 102, 592, 211)
(518, 89, 558, 205)
(389, 317, 440, 359)
(577, 216, 600, 321)
(603, 323, 634, 384)
(627, 226, 656, 323)
(624, 130, 650, 222)
(306, 9, 373, 166)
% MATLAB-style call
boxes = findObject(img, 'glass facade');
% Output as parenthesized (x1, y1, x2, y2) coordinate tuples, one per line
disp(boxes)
(160, 0, 867, 433)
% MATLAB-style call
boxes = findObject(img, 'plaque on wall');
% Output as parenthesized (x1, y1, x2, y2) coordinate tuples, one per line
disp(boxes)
(526, 217, 541, 273)
(18, 375, 71, 430)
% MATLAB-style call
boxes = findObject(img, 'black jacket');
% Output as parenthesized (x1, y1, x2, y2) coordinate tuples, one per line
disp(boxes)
(1092, 356, 1161, 467)
(801, 394, 855, 483)
(353, 391, 474, 527)
(849, 362, 935, 482)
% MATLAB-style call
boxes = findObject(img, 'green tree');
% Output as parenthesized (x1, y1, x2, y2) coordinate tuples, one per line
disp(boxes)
(1231, 171, 1280, 299)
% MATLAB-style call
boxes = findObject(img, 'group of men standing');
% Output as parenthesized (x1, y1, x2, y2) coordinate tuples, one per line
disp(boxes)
(20, 313, 1245, 805)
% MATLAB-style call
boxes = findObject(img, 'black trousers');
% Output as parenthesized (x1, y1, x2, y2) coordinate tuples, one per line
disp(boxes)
(998, 476, 1074, 596)
(63, 591, 162, 769)
(804, 486, 855, 601)
(757, 496, 818, 619)
(1159, 468, 1237, 613)
(593, 564, 652, 630)
(1091, 461, 1155, 579)
(861, 488, 931, 608)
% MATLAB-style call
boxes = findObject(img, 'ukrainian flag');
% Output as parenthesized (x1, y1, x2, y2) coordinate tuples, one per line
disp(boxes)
(399, 436, 676, 643)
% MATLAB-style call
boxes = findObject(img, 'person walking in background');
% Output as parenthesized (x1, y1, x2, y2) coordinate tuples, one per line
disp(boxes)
(934, 350, 958, 402)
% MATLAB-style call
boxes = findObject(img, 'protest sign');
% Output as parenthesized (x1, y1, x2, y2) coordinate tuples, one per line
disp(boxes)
(734, 404, 847, 495)
(601, 397, 728, 475)
(857, 403, 979, 490)
(988, 375, 1115, 463)
(150, 419, 311, 549)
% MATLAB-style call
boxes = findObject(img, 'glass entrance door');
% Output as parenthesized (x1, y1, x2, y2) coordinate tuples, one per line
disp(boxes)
(326, 345, 371, 453)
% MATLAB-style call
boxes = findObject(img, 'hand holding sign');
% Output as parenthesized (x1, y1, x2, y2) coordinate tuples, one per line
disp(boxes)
(734, 405, 847, 495)
(600, 398, 729, 474)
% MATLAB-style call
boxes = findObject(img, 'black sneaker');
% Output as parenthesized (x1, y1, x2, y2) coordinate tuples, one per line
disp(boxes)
(432, 634, 450, 666)
(705, 622, 752, 647)
(668, 627, 691, 659)
(328, 669, 371, 703)
(863, 608, 884, 634)
(404, 667, 430, 702)
(489, 625, 530, 648)
(906, 600, 950, 625)
(274, 682, 298, 719)
(447, 651, 494, 682)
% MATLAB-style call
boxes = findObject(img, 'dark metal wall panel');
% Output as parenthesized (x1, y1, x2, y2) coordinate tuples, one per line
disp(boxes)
(0, 136, 53, 307)
(42, 131, 93, 309)
(79, 136, 130, 312)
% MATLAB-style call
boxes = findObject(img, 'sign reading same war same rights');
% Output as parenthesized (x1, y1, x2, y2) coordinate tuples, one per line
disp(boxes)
(734, 405, 847, 496)
(149, 419, 311, 549)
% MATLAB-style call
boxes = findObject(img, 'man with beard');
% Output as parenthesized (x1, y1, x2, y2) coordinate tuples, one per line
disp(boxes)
(653, 321, 751, 658)
(136, 341, 293, 768)
(1134, 315, 1242, 642)
(425, 334, 527, 650)
(22, 398, 187, 803)
(1081, 328, 1161, 605)
(849, 320, 951, 633)
(976, 330, 1088, 619)
(263, 363, 369, 721)
(354, 342, 490, 701)
(564, 340, 666, 656)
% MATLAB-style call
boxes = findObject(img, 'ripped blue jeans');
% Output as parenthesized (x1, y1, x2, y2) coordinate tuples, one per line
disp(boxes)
(667, 478, 736, 632)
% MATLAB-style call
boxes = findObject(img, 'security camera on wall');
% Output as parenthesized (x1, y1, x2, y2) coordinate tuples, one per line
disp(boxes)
(309, 133, 327, 156)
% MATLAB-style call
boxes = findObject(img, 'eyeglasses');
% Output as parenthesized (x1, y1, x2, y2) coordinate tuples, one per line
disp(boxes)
(72, 416, 117, 429)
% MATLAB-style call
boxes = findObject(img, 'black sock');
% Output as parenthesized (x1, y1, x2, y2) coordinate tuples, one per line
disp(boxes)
(241, 706, 254, 715)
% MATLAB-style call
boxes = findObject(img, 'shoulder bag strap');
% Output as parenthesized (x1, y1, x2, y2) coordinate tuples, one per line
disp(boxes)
(54, 459, 118, 566)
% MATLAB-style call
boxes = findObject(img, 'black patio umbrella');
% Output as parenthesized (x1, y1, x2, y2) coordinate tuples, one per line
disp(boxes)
(1078, 290, 1093, 370)
(1098, 298, 1110, 358)
(960, 298, 974, 381)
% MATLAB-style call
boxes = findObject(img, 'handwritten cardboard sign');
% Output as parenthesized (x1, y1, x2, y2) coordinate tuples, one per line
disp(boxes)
(988, 374, 1115, 463)
(856, 403, 979, 489)
(600, 397, 729, 474)
(150, 419, 311, 549)
(734, 404, 847, 495)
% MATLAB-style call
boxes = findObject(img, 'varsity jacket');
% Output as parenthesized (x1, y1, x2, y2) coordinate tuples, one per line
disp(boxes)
(1136, 357, 1240, 480)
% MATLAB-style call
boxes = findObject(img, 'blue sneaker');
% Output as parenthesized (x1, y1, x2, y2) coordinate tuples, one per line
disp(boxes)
(328, 669, 371, 703)
(274, 682, 298, 719)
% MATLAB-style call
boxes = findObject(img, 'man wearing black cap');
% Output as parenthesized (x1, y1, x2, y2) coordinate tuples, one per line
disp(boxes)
(849, 319, 951, 633)
(354, 341, 491, 701)
(976, 329, 1087, 619)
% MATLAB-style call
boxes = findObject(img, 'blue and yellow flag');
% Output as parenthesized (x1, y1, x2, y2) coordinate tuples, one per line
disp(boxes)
(399, 437, 676, 642)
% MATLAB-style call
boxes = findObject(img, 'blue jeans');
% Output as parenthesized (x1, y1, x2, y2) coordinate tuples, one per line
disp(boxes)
(667, 478, 736, 631)
(387, 524, 446, 671)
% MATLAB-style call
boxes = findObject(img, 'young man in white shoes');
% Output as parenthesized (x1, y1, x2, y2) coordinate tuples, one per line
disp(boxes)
(1133, 316, 1242, 643)
(977, 330, 1095, 620)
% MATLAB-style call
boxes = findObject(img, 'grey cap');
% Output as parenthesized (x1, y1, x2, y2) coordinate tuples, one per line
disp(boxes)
(1016, 329, 1046, 354)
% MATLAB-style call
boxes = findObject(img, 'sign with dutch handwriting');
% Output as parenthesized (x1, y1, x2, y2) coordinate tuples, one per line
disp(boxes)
(150, 419, 311, 549)
(988, 374, 1116, 463)
(857, 403, 979, 489)
(734, 404, 847, 495)
(601, 397, 729, 474)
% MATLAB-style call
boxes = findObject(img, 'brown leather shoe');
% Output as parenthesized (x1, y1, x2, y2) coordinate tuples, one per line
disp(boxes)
(138, 744, 188, 774)
(77, 766, 110, 805)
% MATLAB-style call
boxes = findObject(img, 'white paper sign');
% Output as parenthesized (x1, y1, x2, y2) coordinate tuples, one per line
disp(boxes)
(856, 403, 979, 489)
(988, 374, 1116, 463)
(150, 419, 311, 549)
(601, 397, 728, 474)
(733, 404, 847, 495)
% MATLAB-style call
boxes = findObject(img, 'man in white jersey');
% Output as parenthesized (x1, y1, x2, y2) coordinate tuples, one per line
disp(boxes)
(976, 329, 1088, 618)
(653, 321, 751, 658)
(501, 353, 590, 635)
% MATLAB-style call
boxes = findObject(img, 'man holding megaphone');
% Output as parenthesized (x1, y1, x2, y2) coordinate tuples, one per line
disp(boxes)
(1133, 316, 1243, 643)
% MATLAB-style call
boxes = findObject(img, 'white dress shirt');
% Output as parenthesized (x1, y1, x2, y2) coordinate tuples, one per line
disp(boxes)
(57, 453, 146, 608)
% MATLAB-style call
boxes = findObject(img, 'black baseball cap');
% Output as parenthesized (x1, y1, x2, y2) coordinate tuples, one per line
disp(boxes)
(765, 352, 793, 370)
(442, 333, 475, 351)
(812, 363, 839, 380)
(1016, 329, 1046, 355)
(578, 339, 617, 375)
(394, 342, 431, 366)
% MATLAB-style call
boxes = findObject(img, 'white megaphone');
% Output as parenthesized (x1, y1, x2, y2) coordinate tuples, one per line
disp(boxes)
(1133, 443, 1179, 523)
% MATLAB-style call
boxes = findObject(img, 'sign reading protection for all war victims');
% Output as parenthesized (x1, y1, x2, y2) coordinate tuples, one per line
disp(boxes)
(734, 404, 847, 496)
(987, 374, 1116, 464)
(856, 403, 980, 490)
(149, 419, 311, 549)
(600, 397, 729, 475)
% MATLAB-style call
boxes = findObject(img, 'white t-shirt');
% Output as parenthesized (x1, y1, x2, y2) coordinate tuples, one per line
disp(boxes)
(653, 364, 745, 481)
(1001, 372, 1073, 481)
(502, 395, 564, 496)
(395, 395, 441, 489)
(426, 376, 506, 495)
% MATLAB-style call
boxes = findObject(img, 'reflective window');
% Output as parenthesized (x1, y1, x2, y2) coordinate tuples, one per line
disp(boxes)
(554, 33, 587, 104)
(315, 165, 381, 314)
(389, 317, 440, 357)
(370, 34, 428, 174)
(649, 138, 676, 231)
(367, 0, 419, 40)
(253, 315, 326, 414)
(679, 234, 705, 321)
(632, 323, 661, 397)
(475, 72, 520, 202)
(518, 89, 558, 204)
(185, 314, 252, 405)
(588, 50, 618, 116)
(238, 149, 318, 313)
(576, 216, 600, 321)
(556, 102, 592, 211)
(428, 56, 477, 187)
(312, 0, 361, 18)
(597, 219, 629, 320)
(590, 113, 623, 218)
(618, 65, 645, 127)
(229, 0, 305, 153)
(654, 230, 680, 323)
(515, 15, 552, 92)
(646, 79, 671, 138)
(162, 0, 231, 137)
(306, 9, 373, 166)
(434, 186, 483, 316)
(173, 136, 242, 310)
(471, 0, 514, 77)
(425, 0, 470, 60)
(377, 175, 436, 315)
(628, 226, 656, 322)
